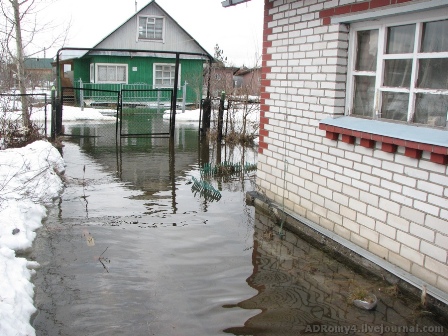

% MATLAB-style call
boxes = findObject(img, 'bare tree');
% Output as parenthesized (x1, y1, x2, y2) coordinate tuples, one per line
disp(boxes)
(0, 0, 69, 128)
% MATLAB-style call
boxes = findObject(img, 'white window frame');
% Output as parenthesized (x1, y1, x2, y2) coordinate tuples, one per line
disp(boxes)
(95, 63, 128, 84)
(345, 8, 448, 128)
(153, 63, 181, 88)
(137, 15, 165, 42)
(89, 63, 94, 83)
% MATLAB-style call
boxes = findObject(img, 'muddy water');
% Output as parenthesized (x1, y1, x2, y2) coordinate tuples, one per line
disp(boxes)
(31, 124, 447, 335)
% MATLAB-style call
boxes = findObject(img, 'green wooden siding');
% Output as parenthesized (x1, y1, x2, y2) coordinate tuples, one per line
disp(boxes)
(73, 56, 204, 105)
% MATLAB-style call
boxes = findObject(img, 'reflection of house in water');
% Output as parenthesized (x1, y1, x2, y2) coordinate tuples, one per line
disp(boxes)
(65, 122, 200, 197)
(63, 121, 257, 211)
(223, 209, 445, 335)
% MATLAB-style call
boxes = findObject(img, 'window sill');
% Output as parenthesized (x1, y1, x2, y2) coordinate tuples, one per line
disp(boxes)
(319, 117, 448, 165)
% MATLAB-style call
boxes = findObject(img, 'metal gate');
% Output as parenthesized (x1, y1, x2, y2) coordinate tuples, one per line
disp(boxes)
(119, 88, 173, 137)
(59, 87, 120, 139)
(58, 87, 173, 138)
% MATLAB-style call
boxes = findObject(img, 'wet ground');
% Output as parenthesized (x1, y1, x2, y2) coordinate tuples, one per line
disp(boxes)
(30, 123, 447, 335)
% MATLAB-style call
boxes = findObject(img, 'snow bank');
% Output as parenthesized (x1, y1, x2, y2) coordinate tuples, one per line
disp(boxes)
(30, 105, 116, 122)
(0, 140, 65, 336)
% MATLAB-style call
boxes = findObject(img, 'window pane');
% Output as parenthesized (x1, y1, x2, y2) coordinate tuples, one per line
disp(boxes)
(414, 93, 448, 127)
(138, 16, 163, 40)
(384, 59, 412, 88)
(386, 24, 415, 54)
(381, 92, 409, 121)
(353, 76, 376, 117)
(356, 30, 378, 71)
(117, 66, 126, 82)
(421, 19, 448, 52)
(107, 66, 116, 81)
(417, 58, 448, 89)
(154, 64, 175, 87)
(138, 17, 146, 38)
(154, 18, 163, 39)
(90, 64, 94, 83)
(98, 66, 107, 81)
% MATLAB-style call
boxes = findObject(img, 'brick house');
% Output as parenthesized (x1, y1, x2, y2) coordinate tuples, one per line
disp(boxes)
(223, 0, 448, 307)
(234, 67, 261, 96)
(208, 65, 240, 98)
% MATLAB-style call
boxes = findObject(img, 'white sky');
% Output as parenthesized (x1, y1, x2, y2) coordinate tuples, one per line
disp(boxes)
(35, 0, 264, 67)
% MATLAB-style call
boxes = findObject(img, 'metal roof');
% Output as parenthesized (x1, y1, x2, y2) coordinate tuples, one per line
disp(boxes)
(24, 58, 53, 70)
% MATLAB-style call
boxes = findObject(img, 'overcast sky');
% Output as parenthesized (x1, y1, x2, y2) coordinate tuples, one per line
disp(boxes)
(35, 0, 264, 67)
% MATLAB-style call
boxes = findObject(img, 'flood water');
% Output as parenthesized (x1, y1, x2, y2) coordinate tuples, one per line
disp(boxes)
(30, 122, 447, 335)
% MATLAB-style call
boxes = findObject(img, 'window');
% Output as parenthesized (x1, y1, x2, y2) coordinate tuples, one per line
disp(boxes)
(90, 64, 94, 83)
(153, 63, 180, 88)
(347, 12, 448, 128)
(138, 15, 164, 41)
(95, 64, 127, 84)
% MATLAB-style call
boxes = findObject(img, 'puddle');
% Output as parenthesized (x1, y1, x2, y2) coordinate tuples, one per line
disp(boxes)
(30, 124, 447, 335)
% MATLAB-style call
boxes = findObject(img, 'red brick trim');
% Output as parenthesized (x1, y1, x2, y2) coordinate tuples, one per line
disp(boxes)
(342, 134, 355, 144)
(405, 147, 422, 159)
(258, 1, 276, 155)
(326, 131, 339, 141)
(430, 153, 448, 165)
(382, 143, 397, 153)
(320, 0, 413, 25)
(319, 123, 448, 164)
(360, 138, 375, 148)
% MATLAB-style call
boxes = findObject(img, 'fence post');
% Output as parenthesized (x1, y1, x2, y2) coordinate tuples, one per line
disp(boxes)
(50, 86, 56, 140)
(79, 78, 84, 111)
(217, 91, 225, 143)
(182, 81, 187, 113)
(201, 98, 211, 138)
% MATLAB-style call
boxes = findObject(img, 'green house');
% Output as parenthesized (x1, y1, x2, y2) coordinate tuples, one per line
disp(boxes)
(59, 0, 212, 108)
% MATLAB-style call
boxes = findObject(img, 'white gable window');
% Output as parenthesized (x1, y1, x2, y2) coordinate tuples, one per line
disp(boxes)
(347, 11, 448, 128)
(138, 16, 164, 41)
(96, 64, 128, 84)
(153, 63, 180, 88)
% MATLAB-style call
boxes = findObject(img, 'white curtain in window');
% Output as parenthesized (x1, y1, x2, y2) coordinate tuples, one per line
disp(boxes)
(98, 66, 107, 82)
(117, 66, 126, 82)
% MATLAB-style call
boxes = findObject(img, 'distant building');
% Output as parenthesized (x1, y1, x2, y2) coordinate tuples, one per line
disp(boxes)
(24, 58, 54, 89)
(233, 67, 261, 96)
(207, 65, 239, 98)
(207, 65, 261, 98)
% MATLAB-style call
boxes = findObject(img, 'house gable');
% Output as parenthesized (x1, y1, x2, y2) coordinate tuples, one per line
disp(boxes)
(93, 0, 210, 57)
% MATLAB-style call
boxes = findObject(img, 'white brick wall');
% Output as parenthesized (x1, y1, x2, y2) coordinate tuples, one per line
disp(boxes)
(257, 0, 448, 295)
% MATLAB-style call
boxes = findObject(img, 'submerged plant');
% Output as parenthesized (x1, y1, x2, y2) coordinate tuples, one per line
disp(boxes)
(348, 288, 375, 303)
